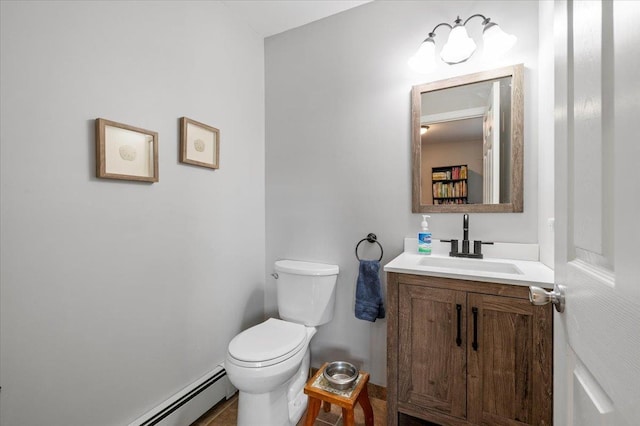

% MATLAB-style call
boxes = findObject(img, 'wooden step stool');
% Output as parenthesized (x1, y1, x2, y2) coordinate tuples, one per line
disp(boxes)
(303, 362, 374, 426)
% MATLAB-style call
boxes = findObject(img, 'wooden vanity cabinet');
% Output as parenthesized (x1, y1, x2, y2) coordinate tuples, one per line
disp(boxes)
(387, 273, 552, 426)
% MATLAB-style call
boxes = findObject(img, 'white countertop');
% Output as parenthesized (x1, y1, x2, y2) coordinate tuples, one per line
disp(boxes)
(384, 240, 554, 287)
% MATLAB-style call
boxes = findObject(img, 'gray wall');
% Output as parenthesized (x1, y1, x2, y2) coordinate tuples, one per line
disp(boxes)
(0, 1, 265, 425)
(265, 0, 543, 385)
(537, 0, 555, 268)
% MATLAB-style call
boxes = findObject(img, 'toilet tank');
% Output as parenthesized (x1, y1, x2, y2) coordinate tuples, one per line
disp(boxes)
(274, 260, 339, 326)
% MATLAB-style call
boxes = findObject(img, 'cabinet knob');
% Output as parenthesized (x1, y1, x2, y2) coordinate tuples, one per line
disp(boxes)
(529, 285, 565, 313)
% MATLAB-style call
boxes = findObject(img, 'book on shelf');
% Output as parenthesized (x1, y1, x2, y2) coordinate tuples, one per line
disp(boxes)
(431, 165, 468, 181)
(432, 171, 449, 180)
(432, 180, 467, 199)
(434, 198, 467, 205)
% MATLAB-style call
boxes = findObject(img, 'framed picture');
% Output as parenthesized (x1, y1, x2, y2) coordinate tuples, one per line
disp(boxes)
(180, 117, 220, 169)
(95, 118, 159, 182)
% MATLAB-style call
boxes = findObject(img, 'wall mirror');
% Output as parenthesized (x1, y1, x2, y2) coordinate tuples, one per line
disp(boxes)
(412, 64, 523, 213)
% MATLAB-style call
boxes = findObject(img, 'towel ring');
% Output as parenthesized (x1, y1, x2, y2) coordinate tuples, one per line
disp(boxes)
(355, 233, 384, 261)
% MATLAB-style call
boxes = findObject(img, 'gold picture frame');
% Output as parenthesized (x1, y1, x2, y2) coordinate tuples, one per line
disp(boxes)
(95, 118, 159, 182)
(180, 117, 220, 169)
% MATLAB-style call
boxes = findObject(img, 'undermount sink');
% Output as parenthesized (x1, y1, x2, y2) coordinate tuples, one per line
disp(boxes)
(418, 256, 523, 275)
(383, 240, 554, 286)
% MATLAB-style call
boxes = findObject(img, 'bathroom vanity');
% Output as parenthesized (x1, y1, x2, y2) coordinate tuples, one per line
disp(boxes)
(384, 243, 553, 426)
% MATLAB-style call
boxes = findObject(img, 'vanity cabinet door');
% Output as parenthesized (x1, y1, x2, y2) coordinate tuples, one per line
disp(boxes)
(467, 293, 552, 426)
(398, 284, 467, 420)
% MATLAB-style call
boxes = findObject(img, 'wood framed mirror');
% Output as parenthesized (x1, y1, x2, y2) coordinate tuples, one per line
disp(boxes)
(412, 64, 523, 213)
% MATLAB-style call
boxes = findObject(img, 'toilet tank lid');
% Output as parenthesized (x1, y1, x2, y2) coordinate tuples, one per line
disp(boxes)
(275, 260, 339, 276)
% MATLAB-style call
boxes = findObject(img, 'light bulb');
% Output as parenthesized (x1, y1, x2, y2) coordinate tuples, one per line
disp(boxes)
(408, 37, 437, 73)
(440, 25, 476, 64)
(482, 22, 517, 59)
(420, 125, 429, 135)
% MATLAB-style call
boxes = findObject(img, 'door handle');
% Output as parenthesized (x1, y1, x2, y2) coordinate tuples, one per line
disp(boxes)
(472, 307, 478, 351)
(529, 285, 565, 313)
(456, 304, 462, 346)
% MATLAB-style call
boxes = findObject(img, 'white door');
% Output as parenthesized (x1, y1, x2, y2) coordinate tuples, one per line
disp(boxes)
(482, 81, 500, 204)
(553, 1, 640, 425)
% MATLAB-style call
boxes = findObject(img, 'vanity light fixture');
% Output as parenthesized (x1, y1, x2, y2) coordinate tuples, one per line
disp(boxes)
(420, 125, 430, 135)
(408, 14, 517, 73)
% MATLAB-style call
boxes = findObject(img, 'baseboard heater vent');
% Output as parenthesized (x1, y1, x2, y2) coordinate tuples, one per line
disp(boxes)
(129, 364, 235, 426)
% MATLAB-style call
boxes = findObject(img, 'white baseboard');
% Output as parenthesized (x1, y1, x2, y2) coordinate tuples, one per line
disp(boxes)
(128, 363, 234, 426)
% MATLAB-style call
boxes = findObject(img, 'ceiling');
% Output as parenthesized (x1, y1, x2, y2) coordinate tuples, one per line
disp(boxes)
(221, 0, 372, 38)
(422, 117, 484, 146)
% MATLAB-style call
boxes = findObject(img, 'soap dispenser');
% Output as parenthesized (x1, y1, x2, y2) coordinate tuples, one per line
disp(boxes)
(418, 215, 432, 255)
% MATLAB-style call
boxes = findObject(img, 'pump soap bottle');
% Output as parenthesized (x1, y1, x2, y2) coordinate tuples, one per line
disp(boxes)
(418, 215, 432, 255)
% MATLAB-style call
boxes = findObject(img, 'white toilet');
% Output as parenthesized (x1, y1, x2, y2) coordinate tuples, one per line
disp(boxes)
(225, 259, 339, 426)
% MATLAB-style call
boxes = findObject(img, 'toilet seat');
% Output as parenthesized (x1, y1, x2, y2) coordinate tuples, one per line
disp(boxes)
(228, 318, 307, 368)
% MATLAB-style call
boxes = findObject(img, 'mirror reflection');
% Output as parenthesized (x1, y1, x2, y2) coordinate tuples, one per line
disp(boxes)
(421, 77, 512, 205)
(412, 64, 523, 213)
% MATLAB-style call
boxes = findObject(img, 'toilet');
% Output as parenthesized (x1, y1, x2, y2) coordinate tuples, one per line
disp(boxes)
(225, 259, 339, 426)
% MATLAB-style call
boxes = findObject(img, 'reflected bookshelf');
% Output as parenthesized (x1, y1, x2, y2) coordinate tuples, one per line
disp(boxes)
(432, 165, 468, 205)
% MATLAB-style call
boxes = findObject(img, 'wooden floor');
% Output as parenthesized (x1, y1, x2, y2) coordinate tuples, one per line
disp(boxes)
(191, 392, 387, 426)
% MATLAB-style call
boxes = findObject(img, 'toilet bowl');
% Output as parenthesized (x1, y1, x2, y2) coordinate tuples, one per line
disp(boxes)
(225, 260, 339, 426)
(225, 319, 316, 425)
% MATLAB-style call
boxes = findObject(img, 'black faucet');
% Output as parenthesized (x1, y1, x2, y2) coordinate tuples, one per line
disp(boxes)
(462, 214, 470, 254)
(441, 214, 493, 259)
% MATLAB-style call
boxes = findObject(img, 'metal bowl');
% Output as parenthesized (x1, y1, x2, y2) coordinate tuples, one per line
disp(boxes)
(323, 361, 359, 390)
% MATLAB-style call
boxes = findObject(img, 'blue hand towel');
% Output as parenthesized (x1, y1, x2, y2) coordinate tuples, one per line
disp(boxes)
(355, 260, 385, 322)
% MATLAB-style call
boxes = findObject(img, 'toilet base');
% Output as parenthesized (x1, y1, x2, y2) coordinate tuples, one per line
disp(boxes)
(238, 385, 290, 426)
(236, 351, 310, 426)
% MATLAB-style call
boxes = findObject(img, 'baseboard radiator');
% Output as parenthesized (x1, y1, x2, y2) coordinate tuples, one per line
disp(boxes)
(129, 363, 235, 426)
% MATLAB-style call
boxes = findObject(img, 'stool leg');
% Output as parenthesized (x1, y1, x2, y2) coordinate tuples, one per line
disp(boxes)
(304, 397, 322, 426)
(342, 408, 355, 426)
(357, 385, 374, 426)
(322, 401, 331, 413)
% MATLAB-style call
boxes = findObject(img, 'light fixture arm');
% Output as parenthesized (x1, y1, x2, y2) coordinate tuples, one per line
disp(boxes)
(463, 14, 491, 26)
(429, 22, 453, 36)
(425, 22, 452, 41)
(428, 14, 493, 34)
